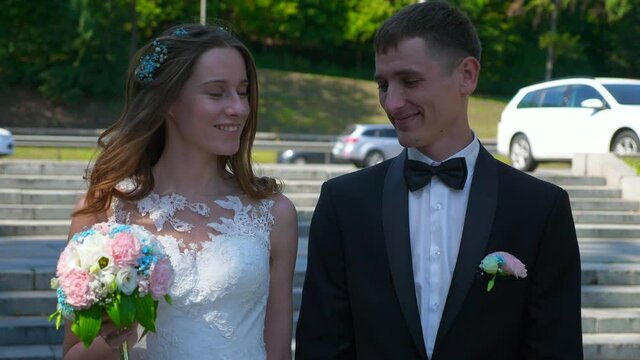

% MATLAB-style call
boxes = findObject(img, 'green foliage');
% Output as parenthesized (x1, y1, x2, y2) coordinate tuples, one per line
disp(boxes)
(132, 293, 158, 332)
(1, 0, 639, 111)
(72, 306, 102, 348)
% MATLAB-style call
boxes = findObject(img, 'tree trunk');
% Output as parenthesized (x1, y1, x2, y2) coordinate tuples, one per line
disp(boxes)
(545, 0, 559, 80)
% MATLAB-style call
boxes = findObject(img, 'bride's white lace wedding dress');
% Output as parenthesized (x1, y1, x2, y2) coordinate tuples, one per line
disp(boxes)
(109, 181, 275, 359)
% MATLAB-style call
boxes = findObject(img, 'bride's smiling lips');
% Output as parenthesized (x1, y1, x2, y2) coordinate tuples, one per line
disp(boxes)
(213, 123, 242, 133)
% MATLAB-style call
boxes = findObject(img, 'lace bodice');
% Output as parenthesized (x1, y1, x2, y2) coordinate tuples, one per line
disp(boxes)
(110, 181, 275, 359)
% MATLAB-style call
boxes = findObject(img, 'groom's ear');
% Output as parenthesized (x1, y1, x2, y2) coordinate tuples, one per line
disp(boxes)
(457, 56, 480, 96)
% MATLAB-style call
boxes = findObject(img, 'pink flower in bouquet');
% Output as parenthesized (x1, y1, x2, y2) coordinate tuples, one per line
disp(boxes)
(149, 259, 173, 300)
(109, 232, 141, 266)
(60, 269, 93, 308)
(56, 245, 78, 277)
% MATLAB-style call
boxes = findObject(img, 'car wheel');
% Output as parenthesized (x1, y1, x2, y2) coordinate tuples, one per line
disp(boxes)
(509, 134, 538, 172)
(611, 130, 640, 156)
(364, 151, 385, 167)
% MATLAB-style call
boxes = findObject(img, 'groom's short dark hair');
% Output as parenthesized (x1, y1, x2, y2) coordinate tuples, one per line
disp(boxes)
(374, 1, 481, 72)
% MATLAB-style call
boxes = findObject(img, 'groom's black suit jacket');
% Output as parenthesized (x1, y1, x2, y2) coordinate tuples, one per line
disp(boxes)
(295, 145, 583, 360)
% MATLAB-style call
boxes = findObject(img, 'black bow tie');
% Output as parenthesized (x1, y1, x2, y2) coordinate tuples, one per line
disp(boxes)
(404, 157, 468, 191)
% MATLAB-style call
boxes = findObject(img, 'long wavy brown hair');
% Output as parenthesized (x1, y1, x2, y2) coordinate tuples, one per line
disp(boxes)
(76, 24, 280, 217)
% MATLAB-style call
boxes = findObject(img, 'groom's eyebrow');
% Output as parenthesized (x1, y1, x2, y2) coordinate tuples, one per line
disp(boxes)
(374, 70, 422, 82)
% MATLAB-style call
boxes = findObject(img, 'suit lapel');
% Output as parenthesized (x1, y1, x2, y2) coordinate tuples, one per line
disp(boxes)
(382, 149, 428, 359)
(433, 145, 498, 353)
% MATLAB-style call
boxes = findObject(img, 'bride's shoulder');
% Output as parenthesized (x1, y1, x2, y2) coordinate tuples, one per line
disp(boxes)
(264, 193, 296, 223)
(264, 193, 298, 251)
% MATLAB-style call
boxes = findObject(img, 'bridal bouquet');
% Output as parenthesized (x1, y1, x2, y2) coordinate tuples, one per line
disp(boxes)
(49, 222, 173, 358)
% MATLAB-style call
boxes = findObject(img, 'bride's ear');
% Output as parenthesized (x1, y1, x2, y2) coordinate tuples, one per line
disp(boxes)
(166, 106, 176, 123)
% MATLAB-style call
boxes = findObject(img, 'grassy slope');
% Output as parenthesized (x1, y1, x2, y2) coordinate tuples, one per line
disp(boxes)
(258, 69, 507, 138)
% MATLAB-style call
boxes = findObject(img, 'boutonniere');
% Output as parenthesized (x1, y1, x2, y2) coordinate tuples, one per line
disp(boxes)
(479, 251, 527, 292)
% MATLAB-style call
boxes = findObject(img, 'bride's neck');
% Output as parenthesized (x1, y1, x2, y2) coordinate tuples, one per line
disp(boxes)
(151, 150, 230, 198)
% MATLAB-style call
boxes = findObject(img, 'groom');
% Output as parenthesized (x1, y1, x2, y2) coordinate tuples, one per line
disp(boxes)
(295, 1, 583, 359)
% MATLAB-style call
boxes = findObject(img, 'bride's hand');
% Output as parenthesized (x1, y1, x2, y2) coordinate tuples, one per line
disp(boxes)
(98, 315, 139, 351)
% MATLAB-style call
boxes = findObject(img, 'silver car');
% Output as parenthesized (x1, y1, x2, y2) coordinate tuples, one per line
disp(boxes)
(332, 124, 403, 167)
(0, 128, 15, 156)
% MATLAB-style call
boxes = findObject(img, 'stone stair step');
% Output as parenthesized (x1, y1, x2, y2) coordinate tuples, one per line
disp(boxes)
(583, 263, 640, 286)
(583, 333, 640, 360)
(0, 345, 62, 360)
(0, 160, 357, 180)
(563, 187, 622, 199)
(0, 270, 55, 292)
(571, 199, 639, 212)
(0, 206, 73, 220)
(0, 159, 88, 176)
(0, 189, 83, 206)
(582, 286, 640, 307)
(255, 164, 355, 181)
(280, 180, 324, 194)
(532, 170, 606, 186)
(580, 239, 640, 263)
(0, 221, 70, 237)
(0, 291, 56, 316)
(576, 224, 640, 239)
(0, 316, 62, 346)
(582, 308, 640, 333)
(0, 176, 86, 190)
(289, 196, 318, 209)
(574, 212, 640, 225)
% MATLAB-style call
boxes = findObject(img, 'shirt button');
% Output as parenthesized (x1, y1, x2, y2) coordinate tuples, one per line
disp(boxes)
(434, 203, 442, 210)
(431, 248, 441, 258)
(432, 301, 439, 310)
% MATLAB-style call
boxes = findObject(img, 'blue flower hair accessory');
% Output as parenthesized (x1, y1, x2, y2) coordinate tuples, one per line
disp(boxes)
(173, 27, 189, 37)
(134, 28, 190, 85)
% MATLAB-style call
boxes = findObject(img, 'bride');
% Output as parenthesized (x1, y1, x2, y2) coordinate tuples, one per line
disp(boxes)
(62, 24, 298, 359)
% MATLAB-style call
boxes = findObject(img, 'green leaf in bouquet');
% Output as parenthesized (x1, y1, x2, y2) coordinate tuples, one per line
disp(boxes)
(133, 294, 157, 332)
(119, 294, 136, 328)
(106, 295, 123, 328)
(71, 306, 102, 348)
(48, 310, 65, 330)
(56, 312, 63, 330)
(164, 294, 172, 305)
(48, 310, 59, 323)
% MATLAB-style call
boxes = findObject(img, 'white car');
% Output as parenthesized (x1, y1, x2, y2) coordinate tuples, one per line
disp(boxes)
(332, 124, 403, 167)
(497, 77, 640, 171)
(0, 128, 15, 156)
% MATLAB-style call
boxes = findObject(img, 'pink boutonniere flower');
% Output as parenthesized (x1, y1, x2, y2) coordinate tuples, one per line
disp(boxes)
(479, 251, 527, 292)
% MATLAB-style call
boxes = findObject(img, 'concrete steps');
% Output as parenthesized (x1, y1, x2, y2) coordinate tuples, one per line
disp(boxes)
(1, 161, 639, 359)
(0, 345, 62, 360)
(583, 334, 640, 360)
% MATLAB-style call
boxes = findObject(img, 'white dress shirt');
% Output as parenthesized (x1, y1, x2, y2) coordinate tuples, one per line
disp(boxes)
(407, 135, 480, 358)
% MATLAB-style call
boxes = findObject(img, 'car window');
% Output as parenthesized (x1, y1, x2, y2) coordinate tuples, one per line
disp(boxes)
(602, 84, 640, 105)
(363, 129, 378, 137)
(569, 85, 605, 107)
(381, 129, 397, 138)
(517, 89, 544, 108)
(540, 86, 570, 107)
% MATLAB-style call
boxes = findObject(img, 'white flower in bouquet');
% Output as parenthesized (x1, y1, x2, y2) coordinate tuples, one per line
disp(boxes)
(116, 267, 139, 295)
